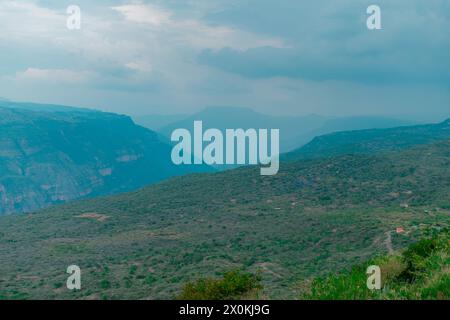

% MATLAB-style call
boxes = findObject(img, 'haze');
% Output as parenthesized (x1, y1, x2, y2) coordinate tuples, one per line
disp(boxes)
(0, 0, 449, 121)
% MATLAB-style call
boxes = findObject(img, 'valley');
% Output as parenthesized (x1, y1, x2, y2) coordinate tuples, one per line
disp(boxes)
(0, 138, 448, 299)
(1, 0, 449, 303)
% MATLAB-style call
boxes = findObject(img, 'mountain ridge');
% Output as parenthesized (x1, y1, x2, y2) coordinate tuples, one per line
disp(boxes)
(0, 106, 212, 215)
(0, 100, 97, 114)
(285, 118, 450, 160)
(151, 106, 415, 154)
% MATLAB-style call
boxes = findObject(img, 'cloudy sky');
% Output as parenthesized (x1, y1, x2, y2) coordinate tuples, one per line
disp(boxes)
(0, 0, 449, 119)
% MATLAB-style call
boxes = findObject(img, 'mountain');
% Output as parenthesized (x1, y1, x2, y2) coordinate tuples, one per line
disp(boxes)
(289, 116, 415, 149)
(306, 116, 414, 135)
(153, 107, 414, 154)
(0, 105, 211, 215)
(0, 100, 94, 113)
(0, 138, 448, 299)
(158, 106, 327, 153)
(285, 118, 450, 161)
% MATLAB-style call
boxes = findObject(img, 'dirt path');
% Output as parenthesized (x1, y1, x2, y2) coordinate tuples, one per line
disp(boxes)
(384, 231, 394, 255)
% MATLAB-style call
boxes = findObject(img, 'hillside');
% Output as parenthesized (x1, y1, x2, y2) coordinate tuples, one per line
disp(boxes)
(298, 228, 449, 300)
(285, 118, 450, 161)
(177, 228, 449, 300)
(289, 116, 415, 149)
(0, 140, 448, 299)
(0, 106, 211, 214)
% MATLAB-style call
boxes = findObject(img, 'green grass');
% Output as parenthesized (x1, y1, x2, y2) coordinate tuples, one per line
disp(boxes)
(298, 228, 449, 300)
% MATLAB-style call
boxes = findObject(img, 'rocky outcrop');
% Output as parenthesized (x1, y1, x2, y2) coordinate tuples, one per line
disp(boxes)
(0, 106, 211, 214)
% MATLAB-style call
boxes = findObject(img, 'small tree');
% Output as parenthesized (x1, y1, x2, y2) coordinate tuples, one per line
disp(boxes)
(178, 270, 262, 300)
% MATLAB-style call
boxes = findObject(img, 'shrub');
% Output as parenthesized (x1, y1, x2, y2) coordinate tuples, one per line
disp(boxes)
(399, 236, 439, 282)
(178, 270, 262, 300)
(99, 279, 111, 289)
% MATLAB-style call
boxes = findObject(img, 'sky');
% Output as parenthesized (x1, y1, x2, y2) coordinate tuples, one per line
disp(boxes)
(0, 0, 449, 119)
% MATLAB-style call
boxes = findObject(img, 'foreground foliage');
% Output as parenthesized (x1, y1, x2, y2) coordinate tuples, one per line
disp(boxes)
(178, 270, 262, 300)
(299, 229, 449, 300)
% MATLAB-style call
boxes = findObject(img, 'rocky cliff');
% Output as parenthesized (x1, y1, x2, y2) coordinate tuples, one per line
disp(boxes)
(0, 106, 209, 214)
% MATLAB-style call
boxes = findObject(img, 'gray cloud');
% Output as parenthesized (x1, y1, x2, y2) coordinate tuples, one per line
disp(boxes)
(0, 0, 448, 119)
(199, 0, 450, 84)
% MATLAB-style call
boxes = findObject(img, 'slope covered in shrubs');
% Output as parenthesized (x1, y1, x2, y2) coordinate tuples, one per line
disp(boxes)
(298, 228, 449, 300)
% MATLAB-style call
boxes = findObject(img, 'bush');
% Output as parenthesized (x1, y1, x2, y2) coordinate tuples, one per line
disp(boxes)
(178, 270, 262, 300)
(399, 236, 439, 282)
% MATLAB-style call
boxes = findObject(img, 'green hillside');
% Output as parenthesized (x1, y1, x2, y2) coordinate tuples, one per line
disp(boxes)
(284, 118, 450, 161)
(0, 140, 448, 299)
(298, 228, 449, 300)
(177, 229, 449, 300)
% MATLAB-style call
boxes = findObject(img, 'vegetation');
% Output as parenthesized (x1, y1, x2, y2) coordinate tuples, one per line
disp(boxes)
(178, 270, 262, 300)
(0, 139, 448, 299)
(299, 228, 449, 300)
(0, 114, 448, 300)
(285, 118, 449, 161)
